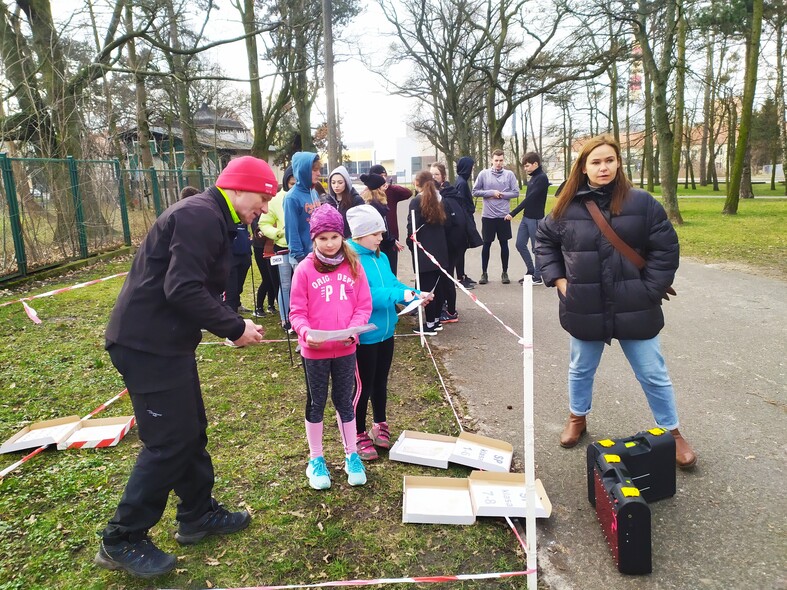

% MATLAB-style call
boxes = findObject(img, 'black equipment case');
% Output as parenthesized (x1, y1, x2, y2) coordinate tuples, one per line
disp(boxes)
(587, 427, 676, 505)
(593, 454, 652, 575)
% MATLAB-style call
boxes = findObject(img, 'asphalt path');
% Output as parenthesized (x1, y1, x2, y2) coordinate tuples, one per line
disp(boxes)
(396, 208, 786, 590)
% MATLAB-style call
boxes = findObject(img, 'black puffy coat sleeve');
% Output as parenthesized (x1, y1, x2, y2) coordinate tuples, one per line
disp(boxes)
(534, 214, 565, 287)
(641, 196, 679, 302)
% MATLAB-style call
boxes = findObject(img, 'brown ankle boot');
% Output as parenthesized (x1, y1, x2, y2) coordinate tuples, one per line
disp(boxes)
(670, 428, 697, 469)
(559, 413, 587, 448)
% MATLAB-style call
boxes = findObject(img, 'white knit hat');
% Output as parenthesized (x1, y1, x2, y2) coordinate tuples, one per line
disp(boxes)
(347, 204, 386, 238)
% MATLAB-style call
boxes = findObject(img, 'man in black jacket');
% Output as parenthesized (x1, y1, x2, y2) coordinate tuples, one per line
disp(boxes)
(95, 156, 278, 578)
(506, 152, 549, 285)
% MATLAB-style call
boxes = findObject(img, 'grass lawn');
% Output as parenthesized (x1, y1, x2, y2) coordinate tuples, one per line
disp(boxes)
(0, 259, 527, 590)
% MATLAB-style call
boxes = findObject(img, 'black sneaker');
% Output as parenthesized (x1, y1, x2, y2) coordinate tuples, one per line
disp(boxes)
(252, 308, 266, 317)
(413, 326, 437, 336)
(532, 277, 544, 285)
(94, 537, 176, 578)
(267, 305, 277, 314)
(175, 500, 251, 545)
(464, 275, 477, 285)
(237, 305, 252, 313)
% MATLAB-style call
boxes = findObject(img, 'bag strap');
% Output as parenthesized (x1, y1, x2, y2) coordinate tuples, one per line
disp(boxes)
(584, 199, 646, 270)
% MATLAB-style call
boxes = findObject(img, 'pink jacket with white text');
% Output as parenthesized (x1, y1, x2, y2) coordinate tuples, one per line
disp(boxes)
(289, 253, 373, 360)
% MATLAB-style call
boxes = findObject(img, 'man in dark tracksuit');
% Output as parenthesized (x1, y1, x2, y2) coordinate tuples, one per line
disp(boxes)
(95, 156, 277, 578)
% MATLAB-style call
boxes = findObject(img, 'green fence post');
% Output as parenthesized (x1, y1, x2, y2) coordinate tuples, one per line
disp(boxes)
(67, 155, 89, 259)
(198, 166, 205, 190)
(114, 160, 131, 246)
(177, 168, 185, 193)
(150, 166, 163, 216)
(0, 152, 28, 277)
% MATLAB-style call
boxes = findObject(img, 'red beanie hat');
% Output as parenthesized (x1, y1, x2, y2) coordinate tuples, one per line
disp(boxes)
(216, 156, 278, 196)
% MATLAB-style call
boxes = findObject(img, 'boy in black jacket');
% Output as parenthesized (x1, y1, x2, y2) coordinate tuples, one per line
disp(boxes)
(506, 152, 549, 285)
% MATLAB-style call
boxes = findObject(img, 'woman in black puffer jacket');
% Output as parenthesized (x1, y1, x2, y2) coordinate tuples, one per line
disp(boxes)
(535, 135, 696, 469)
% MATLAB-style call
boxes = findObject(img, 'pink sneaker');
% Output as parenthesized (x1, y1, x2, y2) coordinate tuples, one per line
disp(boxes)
(356, 432, 378, 461)
(371, 422, 391, 449)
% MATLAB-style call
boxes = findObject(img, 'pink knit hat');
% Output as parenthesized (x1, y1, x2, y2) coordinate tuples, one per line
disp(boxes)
(309, 204, 345, 239)
(216, 156, 278, 196)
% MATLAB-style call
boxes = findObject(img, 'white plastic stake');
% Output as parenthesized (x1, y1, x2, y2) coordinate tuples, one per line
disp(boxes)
(411, 210, 425, 347)
(522, 275, 538, 589)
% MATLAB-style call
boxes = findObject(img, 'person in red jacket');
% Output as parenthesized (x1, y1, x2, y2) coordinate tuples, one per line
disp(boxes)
(97, 156, 277, 578)
(289, 204, 373, 490)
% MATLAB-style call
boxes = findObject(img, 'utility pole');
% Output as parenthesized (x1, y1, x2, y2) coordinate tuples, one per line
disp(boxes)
(322, 0, 340, 171)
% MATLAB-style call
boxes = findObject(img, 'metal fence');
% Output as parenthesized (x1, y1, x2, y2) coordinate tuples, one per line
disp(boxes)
(0, 153, 216, 282)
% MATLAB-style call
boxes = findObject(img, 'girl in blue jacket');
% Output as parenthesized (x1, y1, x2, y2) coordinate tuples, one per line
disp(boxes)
(347, 205, 432, 460)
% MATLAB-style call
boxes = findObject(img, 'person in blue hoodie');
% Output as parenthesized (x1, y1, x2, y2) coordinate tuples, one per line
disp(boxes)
(347, 205, 432, 461)
(284, 152, 323, 267)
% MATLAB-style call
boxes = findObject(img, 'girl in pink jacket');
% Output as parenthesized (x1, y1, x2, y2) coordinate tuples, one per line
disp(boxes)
(289, 204, 373, 490)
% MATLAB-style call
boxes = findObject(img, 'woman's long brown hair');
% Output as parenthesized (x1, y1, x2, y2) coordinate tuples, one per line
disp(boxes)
(415, 170, 446, 224)
(551, 134, 633, 219)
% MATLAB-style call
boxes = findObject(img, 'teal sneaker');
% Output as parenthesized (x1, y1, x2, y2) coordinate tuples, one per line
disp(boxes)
(344, 452, 367, 486)
(306, 456, 331, 490)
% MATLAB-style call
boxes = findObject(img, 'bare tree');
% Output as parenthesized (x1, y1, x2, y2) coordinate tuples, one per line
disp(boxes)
(723, 0, 763, 214)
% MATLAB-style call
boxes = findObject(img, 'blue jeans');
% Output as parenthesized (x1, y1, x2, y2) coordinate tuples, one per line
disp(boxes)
(568, 336, 679, 430)
(515, 217, 539, 279)
(276, 256, 294, 324)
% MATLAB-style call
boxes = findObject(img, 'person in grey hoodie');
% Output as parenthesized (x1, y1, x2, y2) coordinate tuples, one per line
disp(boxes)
(284, 152, 322, 266)
(472, 149, 519, 285)
(325, 165, 364, 237)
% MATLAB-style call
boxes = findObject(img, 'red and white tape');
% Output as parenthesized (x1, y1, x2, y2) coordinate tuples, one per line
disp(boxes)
(171, 568, 535, 590)
(0, 388, 129, 479)
(409, 231, 525, 345)
(1, 272, 129, 323)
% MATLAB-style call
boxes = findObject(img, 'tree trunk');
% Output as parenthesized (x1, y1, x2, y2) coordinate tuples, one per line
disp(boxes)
(643, 68, 654, 191)
(699, 36, 713, 186)
(724, 0, 764, 214)
(775, 4, 787, 195)
(241, 0, 266, 160)
(671, 12, 687, 186)
(165, 1, 202, 185)
(124, 4, 153, 172)
(739, 143, 754, 199)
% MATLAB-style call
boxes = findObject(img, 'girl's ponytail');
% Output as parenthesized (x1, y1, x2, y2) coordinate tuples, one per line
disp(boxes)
(415, 170, 446, 225)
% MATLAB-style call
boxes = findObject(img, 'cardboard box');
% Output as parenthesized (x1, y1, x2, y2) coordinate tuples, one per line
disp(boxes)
(58, 416, 136, 450)
(402, 476, 476, 525)
(448, 432, 513, 472)
(389, 431, 457, 469)
(0, 416, 81, 454)
(468, 471, 552, 518)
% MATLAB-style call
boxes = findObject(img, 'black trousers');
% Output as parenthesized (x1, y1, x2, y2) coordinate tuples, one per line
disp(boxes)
(381, 241, 398, 276)
(225, 254, 251, 311)
(253, 246, 279, 309)
(355, 336, 395, 433)
(102, 345, 214, 542)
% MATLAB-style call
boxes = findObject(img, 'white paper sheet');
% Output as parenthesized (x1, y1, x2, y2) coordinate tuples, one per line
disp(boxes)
(308, 323, 377, 342)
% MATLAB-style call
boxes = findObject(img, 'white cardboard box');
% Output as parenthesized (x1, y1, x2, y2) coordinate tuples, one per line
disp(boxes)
(0, 416, 82, 454)
(402, 476, 476, 525)
(468, 471, 552, 518)
(389, 431, 457, 469)
(58, 416, 136, 450)
(448, 431, 513, 472)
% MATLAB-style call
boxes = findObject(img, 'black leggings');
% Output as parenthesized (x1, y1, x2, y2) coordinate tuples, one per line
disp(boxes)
(253, 246, 279, 309)
(481, 239, 510, 273)
(355, 337, 395, 433)
(302, 354, 357, 423)
(418, 270, 445, 323)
